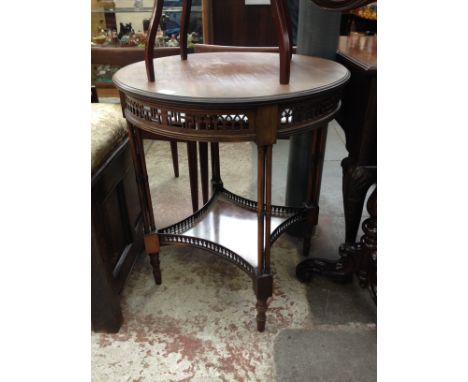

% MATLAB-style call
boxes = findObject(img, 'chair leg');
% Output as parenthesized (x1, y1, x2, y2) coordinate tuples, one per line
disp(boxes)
(187, 142, 199, 212)
(144, 0, 164, 82)
(170, 141, 179, 178)
(180, 0, 192, 60)
(271, 0, 292, 84)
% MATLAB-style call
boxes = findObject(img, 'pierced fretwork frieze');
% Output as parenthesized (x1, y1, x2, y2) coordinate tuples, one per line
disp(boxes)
(279, 95, 340, 128)
(271, 211, 308, 243)
(221, 189, 303, 217)
(125, 95, 252, 132)
(124, 93, 341, 137)
(159, 234, 255, 275)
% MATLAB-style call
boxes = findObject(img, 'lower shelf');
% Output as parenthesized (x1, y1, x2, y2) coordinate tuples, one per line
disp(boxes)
(158, 188, 309, 276)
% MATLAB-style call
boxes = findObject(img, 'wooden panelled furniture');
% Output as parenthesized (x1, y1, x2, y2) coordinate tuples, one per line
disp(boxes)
(113, 52, 349, 331)
(91, 90, 144, 332)
(296, 35, 377, 302)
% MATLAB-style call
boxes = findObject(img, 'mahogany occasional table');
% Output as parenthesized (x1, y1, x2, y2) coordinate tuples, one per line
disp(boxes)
(113, 52, 349, 331)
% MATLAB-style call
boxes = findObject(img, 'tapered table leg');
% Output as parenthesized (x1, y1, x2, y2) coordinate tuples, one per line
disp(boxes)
(255, 144, 274, 332)
(169, 141, 179, 178)
(187, 142, 199, 212)
(199, 142, 209, 204)
(127, 123, 161, 285)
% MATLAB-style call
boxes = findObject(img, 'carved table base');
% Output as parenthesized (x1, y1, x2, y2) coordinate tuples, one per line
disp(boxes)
(297, 181, 376, 303)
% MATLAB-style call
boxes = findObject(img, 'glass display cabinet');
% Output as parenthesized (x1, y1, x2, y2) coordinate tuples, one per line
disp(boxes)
(91, 0, 204, 90)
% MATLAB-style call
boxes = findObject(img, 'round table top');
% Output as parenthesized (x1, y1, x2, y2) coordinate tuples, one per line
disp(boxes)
(113, 52, 349, 106)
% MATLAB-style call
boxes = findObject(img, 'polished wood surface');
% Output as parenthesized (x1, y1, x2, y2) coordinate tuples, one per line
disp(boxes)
(184, 195, 291, 268)
(114, 52, 349, 104)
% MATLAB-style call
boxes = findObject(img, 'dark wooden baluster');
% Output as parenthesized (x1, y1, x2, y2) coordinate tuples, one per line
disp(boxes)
(145, 0, 164, 82)
(180, 0, 192, 60)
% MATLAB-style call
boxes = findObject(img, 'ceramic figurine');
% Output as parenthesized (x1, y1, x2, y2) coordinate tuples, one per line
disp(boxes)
(166, 34, 179, 47)
(118, 22, 134, 40)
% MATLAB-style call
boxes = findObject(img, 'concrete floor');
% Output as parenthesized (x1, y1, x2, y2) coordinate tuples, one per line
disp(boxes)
(92, 120, 376, 381)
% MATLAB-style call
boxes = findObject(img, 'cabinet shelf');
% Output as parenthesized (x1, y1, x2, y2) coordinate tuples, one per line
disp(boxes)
(91, 6, 202, 14)
(157, 188, 308, 276)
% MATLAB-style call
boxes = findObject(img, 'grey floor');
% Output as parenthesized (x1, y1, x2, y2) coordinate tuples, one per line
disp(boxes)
(268, 121, 377, 382)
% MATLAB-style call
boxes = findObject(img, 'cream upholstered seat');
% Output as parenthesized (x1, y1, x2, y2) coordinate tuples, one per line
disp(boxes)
(91, 103, 128, 175)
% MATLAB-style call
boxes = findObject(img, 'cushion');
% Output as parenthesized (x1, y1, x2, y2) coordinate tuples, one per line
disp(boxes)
(91, 103, 128, 174)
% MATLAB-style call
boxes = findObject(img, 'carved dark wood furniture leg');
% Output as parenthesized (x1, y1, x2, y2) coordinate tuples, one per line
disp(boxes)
(357, 186, 377, 303)
(297, 33, 376, 302)
(340, 159, 376, 256)
(145, 0, 164, 82)
(199, 142, 209, 204)
(180, 0, 193, 60)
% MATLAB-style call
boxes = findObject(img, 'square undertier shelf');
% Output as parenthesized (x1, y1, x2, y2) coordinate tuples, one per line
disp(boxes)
(158, 188, 307, 275)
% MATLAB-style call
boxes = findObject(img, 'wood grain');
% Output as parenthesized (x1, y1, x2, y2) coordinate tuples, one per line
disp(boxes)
(113, 52, 349, 105)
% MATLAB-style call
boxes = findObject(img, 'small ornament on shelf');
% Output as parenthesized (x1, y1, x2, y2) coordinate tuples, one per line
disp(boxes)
(166, 34, 179, 47)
